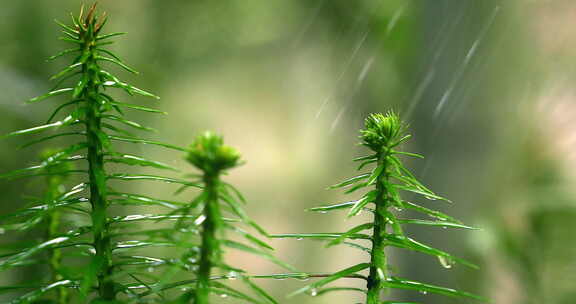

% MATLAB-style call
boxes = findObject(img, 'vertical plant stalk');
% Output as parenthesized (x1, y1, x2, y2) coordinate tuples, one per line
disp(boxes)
(186, 133, 237, 304)
(179, 132, 286, 303)
(2, 3, 176, 302)
(196, 172, 221, 304)
(79, 5, 114, 299)
(366, 158, 388, 303)
(282, 112, 484, 303)
(42, 150, 70, 304)
(86, 95, 114, 299)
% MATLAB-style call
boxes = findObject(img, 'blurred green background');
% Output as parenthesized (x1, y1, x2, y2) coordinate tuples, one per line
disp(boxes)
(1, 0, 575, 303)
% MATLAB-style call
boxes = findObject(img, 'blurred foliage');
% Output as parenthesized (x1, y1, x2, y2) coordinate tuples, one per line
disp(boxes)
(1, 0, 575, 303)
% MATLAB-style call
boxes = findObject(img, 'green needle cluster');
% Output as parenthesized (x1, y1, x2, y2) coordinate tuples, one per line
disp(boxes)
(163, 132, 291, 304)
(0, 4, 485, 304)
(0, 4, 191, 302)
(277, 112, 484, 303)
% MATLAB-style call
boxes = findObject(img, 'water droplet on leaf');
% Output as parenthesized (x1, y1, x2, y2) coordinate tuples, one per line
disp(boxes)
(438, 256, 454, 269)
(228, 271, 239, 280)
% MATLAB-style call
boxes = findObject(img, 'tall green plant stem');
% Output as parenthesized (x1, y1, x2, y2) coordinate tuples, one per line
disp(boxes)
(366, 156, 389, 303)
(196, 173, 221, 303)
(82, 24, 115, 300)
(45, 174, 68, 303)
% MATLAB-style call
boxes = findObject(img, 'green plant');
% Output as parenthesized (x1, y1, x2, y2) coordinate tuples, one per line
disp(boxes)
(272, 112, 484, 303)
(0, 4, 486, 304)
(40, 149, 74, 304)
(147, 132, 291, 303)
(0, 4, 192, 302)
(0, 5, 289, 303)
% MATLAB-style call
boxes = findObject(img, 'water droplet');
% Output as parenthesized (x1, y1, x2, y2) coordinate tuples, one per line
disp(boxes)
(420, 290, 428, 295)
(319, 211, 328, 214)
(188, 258, 198, 264)
(442, 226, 448, 229)
(227, 271, 239, 280)
(273, 277, 286, 281)
(146, 267, 154, 273)
(296, 237, 304, 241)
(310, 288, 318, 296)
(394, 207, 403, 212)
(194, 215, 206, 226)
(220, 294, 228, 298)
(377, 268, 386, 280)
(437, 256, 454, 269)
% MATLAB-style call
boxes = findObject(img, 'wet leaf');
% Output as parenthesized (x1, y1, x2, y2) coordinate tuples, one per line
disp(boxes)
(270, 233, 371, 241)
(110, 101, 166, 114)
(397, 219, 478, 230)
(348, 190, 376, 217)
(384, 234, 478, 269)
(393, 184, 451, 202)
(47, 47, 80, 61)
(105, 153, 177, 171)
(398, 201, 461, 223)
(329, 173, 370, 189)
(4, 121, 64, 138)
(46, 99, 83, 123)
(109, 192, 185, 209)
(308, 201, 356, 213)
(288, 263, 370, 297)
(314, 287, 366, 296)
(96, 32, 127, 40)
(50, 62, 83, 80)
(384, 277, 486, 301)
(9, 280, 73, 304)
(96, 56, 138, 74)
(108, 135, 186, 151)
(327, 223, 374, 247)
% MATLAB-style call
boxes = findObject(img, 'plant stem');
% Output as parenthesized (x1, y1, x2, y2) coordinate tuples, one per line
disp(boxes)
(45, 176, 68, 303)
(366, 155, 389, 304)
(196, 173, 221, 304)
(84, 48, 115, 299)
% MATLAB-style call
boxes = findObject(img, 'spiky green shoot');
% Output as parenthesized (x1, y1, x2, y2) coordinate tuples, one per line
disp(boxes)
(189, 132, 238, 303)
(1, 3, 183, 302)
(179, 132, 288, 304)
(285, 112, 484, 303)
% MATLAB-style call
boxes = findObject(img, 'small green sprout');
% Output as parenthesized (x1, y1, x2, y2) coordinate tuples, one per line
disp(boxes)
(186, 132, 241, 174)
(360, 112, 403, 152)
